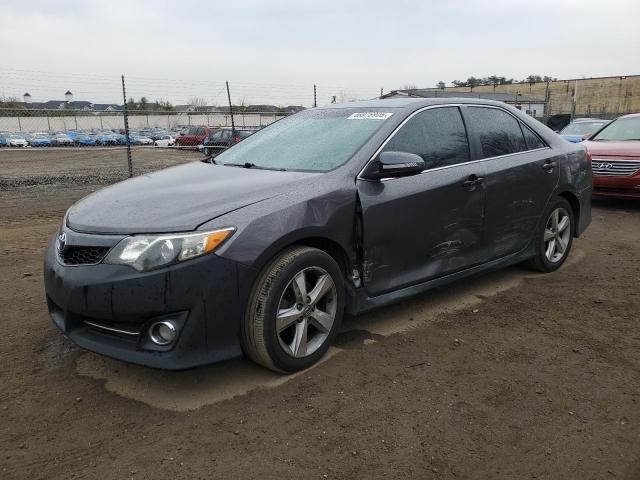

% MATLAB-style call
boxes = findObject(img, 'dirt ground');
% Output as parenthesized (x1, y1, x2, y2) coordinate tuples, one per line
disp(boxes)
(1, 151, 640, 479)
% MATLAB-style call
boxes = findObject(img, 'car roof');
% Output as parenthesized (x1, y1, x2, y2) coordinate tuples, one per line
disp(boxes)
(317, 97, 520, 112)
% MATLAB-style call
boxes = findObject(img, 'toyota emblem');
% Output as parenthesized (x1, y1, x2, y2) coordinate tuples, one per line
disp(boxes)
(57, 232, 67, 252)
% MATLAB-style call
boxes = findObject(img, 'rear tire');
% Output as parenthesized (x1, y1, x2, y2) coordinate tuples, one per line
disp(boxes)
(242, 246, 345, 373)
(525, 197, 574, 272)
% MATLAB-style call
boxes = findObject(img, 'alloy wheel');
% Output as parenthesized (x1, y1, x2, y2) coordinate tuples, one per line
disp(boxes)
(544, 207, 571, 263)
(276, 266, 337, 358)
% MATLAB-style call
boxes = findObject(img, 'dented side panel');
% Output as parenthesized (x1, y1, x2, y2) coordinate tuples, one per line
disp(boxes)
(356, 162, 486, 297)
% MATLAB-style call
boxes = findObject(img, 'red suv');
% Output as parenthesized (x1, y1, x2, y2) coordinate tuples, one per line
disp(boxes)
(175, 126, 218, 146)
(583, 113, 640, 199)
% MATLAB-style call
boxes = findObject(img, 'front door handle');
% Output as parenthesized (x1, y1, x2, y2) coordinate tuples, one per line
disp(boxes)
(462, 174, 484, 190)
(542, 160, 556, 171)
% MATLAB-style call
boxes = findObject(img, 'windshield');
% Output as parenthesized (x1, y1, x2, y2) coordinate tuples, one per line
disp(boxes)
(561, 121, 607, 135)
(592, 117, 640, 141)
(215, 108, 395, 172)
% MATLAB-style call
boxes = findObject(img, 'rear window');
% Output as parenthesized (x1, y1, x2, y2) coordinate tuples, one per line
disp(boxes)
(521, 125, 546, 150)
(466, 107, 527, 158)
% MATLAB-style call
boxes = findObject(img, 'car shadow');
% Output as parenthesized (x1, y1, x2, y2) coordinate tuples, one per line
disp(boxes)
(75, 248, 586, 411)
(592, 197, 640, 211)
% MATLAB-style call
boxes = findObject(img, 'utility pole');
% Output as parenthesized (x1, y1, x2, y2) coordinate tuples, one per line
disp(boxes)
(313, 84, 317, 108)
(226, 80, 235, 132)
(571, 79, 578, 122)
(380, 87, 383, 98)
(121, 75, 133, 178)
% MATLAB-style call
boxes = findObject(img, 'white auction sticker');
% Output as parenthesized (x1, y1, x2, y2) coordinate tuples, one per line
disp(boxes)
(347, 112, 393, 120)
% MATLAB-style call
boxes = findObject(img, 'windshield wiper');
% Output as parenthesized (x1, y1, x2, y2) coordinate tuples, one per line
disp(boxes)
(223, 162, 287, 171)
(225, 162, 256, 168)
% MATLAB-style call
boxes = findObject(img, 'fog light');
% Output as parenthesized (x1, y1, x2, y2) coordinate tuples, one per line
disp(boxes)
(149, 321, 177, 345)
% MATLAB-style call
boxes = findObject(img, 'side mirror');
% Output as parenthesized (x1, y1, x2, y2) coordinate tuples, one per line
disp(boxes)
(361, 151, 425, 180)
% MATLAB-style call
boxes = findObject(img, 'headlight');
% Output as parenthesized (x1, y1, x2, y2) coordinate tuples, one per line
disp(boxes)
(103, 227, 235, 272)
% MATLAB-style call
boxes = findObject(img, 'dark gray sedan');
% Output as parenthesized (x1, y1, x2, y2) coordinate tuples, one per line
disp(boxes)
(44, 98, 592, 373)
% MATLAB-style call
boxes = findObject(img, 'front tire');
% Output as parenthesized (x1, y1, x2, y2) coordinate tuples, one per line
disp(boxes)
(242, 246, 345, 373)
(526, 197, 574, 272)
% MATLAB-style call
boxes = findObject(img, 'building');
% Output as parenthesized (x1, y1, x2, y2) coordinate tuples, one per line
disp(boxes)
(411, 74, 640, 119)
(381, 89, 546, 117)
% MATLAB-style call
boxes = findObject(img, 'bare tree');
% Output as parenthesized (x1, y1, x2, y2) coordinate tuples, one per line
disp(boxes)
(336, 91, 358, 103)
(188, 96, 207, 108)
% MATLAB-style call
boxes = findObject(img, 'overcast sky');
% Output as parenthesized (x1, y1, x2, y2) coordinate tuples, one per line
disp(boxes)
(1, 0, 639, 106)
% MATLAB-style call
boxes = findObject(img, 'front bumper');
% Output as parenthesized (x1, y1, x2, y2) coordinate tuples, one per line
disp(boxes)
(593, 173, 640, 200)
(43, 234, 246, 369)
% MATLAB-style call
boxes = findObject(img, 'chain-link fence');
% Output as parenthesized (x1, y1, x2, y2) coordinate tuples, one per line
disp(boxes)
(0, 72, 382, 191)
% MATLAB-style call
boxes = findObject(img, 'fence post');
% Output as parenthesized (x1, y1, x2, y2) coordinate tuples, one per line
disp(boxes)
(46, 113, 51, 132)
(313, 84, 317, 108)
(17, 115, 22, 132)
(121, 75, 133, 178)
(226, 81, 235, 132)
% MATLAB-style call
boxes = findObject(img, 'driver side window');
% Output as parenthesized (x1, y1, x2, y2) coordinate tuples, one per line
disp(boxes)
(382, 107, 470, 170)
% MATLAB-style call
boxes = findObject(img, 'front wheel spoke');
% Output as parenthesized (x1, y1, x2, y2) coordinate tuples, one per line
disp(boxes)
(552, 210, 559, 229)
(309, 309, 333, 334)
(546, 239, 556, 258)
(291, 271, 307, 303)
(557, 215, 570, 233)
(308, 274, 333, 305)
(544, 229, 555, 241)
(276, 306, 302, 332)
(556, 235, 567, 253)
(291, 319, 308, 357)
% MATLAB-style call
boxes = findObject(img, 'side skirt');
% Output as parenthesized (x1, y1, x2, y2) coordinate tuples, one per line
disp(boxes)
(347, 246, 535, 315)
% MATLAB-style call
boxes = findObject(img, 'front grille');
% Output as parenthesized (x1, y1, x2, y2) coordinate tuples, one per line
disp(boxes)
(592, 159, 640, 177)
(60, 246, 110, 265)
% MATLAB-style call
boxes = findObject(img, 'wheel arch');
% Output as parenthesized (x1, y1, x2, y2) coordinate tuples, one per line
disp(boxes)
(557, 190, 581, 237)
(251, 233, 354, 281)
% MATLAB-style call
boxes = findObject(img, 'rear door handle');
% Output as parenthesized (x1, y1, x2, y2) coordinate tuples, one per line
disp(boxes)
(462, 174, 484, 190)
(542, 160, 556, 171)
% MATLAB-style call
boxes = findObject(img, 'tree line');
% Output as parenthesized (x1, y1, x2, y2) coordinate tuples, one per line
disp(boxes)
(435, 75, 559, 89)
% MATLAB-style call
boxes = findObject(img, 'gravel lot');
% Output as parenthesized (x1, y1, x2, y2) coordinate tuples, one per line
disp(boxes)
(1, 150, 639, 479)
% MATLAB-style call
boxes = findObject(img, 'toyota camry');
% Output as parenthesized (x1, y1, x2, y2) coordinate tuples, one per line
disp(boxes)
(44, 98, 592, 373)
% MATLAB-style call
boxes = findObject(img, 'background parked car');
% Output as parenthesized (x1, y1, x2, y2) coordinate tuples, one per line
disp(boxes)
(136, 134, 154, 145)
(559, 118, 610, 143)
(25, 133, 52, 147)
(201, 127, 257, 156)
(6, 133, 28, 147)
(0, 133, 8, 147)
(582, 113, 640, 199)
(175, 126, 217, 146)
(74, 134, 98, 146)
(52, 133, 74, 146)
(95, 132, 119, 146)
(154, 134, 175, 147)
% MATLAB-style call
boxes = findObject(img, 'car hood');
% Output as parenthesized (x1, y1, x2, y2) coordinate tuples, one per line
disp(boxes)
(583, 140, 640, 157)
(67, 161, 319, 234)
(560, 134, 583, 143)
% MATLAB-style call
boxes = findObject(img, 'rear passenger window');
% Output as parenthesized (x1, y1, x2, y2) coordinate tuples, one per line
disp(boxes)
(521, 125, 546, 150)
(382, 107, 469, 170)
(466, 107, 527, 158)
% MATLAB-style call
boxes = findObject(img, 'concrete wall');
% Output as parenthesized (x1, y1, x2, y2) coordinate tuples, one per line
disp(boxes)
(0, 112, 287, 133)
(427, 75, 640, 117)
